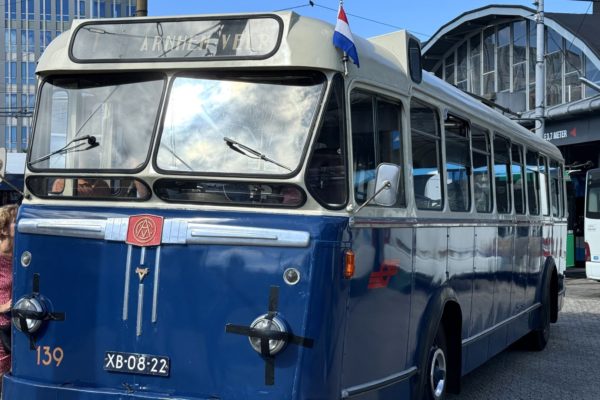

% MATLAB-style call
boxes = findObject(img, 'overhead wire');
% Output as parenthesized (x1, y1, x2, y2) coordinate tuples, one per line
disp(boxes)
(275, 0, 431, 39)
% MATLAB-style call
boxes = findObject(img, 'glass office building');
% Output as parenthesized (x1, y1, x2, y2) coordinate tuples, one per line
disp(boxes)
(2, 0, 138, 152)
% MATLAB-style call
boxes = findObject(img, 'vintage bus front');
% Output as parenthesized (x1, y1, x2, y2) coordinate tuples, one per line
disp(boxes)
(4, 15, 358, 399)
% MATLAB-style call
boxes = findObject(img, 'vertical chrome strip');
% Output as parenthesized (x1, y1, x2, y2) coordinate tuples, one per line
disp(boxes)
(136, 283, 144, 336)
(122, 245, 132, 321)
(152, 246, 161, 323)
(140, 247, 146, 265)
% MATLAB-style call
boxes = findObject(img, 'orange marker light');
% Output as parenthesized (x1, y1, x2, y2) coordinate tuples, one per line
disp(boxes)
(344, 250, 355, 279)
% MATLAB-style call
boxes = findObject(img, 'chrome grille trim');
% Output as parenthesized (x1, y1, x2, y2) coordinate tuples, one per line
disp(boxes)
(18, 218, 311, 247)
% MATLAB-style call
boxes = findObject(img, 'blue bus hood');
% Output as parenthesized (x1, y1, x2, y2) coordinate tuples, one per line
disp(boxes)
(10, 205, 350, 400)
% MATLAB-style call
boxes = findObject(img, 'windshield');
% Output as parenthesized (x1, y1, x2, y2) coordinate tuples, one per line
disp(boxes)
(156, 72, 325, 175)
(29, 73, 165, 170)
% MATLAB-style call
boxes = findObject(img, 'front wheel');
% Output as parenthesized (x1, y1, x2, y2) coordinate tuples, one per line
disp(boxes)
(424, 327, 448, 400)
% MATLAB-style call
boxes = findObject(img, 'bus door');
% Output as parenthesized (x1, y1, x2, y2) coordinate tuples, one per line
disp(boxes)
(342, 91, 413, 397)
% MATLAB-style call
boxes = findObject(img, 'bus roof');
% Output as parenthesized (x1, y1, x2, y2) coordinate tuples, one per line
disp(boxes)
(37, 12, 410, 94)
(36, 12, 562, 162)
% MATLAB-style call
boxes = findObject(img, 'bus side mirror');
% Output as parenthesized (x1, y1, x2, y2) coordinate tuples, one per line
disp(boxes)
(373, 163, 400, 207)
(0, 147, 6, 177)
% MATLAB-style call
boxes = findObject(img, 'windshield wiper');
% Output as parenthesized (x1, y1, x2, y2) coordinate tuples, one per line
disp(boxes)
(223, 137, 292, 172)
(29, 135, 99, 167)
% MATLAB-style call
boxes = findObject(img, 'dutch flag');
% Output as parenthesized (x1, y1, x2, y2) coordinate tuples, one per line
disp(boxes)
(333, 5, 360, 67)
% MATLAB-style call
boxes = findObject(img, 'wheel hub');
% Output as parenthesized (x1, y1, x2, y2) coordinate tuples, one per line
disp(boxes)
(429, 348, 446, 399)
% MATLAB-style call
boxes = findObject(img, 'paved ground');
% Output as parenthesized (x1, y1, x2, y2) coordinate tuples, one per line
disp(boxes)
(448, 268, 600, 400)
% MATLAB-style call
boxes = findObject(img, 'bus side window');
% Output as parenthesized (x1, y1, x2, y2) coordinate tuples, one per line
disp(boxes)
(493, 134, 511, 214)
(512, 144, 526, 215)
(526, 150, 540, 215)
(351, 91, 376, 205)
(306, 74, 347, 208)
(377, 99, 405, 207)
(472, 126, 492, 213)
(410, 100, 442, 210)
(351, 91, 405, 207)
(550, 159, 561, 218)
(444, 115, 471, 212)
(559, 163, 565, 217)
(539, 155, 550, 216)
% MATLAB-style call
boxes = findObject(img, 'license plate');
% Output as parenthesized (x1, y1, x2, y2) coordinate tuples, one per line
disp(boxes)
(104, 351, 170, 377)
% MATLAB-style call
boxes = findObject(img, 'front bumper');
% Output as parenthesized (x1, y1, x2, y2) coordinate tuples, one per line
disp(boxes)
(2, 375, 203, 400)
(585, 262, 600, 281)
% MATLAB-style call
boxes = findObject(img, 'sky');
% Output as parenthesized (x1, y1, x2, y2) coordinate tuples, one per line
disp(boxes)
(148, 0, 594, 41)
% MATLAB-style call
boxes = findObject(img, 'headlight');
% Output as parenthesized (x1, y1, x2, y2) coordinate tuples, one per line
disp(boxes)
(12, 296, 45, 334)
(248, 314, 288, 356)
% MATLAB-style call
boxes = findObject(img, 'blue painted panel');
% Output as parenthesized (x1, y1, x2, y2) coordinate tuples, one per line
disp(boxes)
(489, 225, 513, 360)
(341, 226, 413, 392)
(9, 205, 349, 400)
(408, 228, 447, 370)
(447, 227, 474, 339)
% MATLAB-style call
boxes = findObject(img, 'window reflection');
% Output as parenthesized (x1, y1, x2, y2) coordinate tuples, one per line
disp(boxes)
(157, 73, 324, 176)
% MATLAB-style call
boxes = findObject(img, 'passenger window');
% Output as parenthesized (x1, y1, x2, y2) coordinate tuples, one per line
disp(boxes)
(351, 90, 405, 207)
(512, 144, 525, 215)
(539, 155, 550, 216)
(558, 163, 565, 217)
(493, 135, 511, 214)
(411, 100, 442, 210)
(444, 115, 471, 212)
(351, 92, 376, 205)
(526, 150, 540, 215)
(549, 160, 561, 218)
(306, 74, 347, 208)
(472, 126, 492, 213)
(377, 99, 405, 207)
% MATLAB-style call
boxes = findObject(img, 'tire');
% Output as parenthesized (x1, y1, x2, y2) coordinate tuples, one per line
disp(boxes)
(423, 326, 448, 400)
(523, 273, 551, 351)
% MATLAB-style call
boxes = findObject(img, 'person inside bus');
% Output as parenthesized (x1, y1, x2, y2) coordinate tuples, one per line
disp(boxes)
(0, 204, 17, 380)
(50, 177, 111, 197)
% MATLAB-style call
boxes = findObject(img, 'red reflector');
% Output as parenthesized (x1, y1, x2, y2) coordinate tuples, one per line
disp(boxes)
(585, 241, 591, 262)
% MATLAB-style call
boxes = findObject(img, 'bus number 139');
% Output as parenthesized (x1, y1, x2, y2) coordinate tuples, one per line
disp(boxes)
(36, 345, 64, 367)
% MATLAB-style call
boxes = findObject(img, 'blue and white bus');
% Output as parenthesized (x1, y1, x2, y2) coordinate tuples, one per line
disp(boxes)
(4, 12, 566, 400)
(584, 168, 600, 280)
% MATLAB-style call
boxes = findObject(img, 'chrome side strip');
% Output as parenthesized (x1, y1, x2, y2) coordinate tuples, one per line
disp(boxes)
(151, 247, 161, 323)
(341, 366, 418, 399)
(462, 302, 541, 347)
(18, 219, 106, 239)
(182, 222, 310, 248)
(19, 218, 311, 248)
(122, 245, 132, 321)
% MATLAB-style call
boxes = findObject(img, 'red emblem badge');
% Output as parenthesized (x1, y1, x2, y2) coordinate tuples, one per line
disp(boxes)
(126, 215, 163, 247)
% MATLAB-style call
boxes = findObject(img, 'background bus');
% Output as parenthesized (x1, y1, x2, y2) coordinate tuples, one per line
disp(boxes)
(584, 168, 600, 280)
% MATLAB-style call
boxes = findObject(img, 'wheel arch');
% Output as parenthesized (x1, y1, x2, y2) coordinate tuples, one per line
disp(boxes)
(414, 285, 463, 398)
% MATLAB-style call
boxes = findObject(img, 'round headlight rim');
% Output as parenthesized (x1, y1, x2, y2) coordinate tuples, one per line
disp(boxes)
(248, 314, 288, 356)
(12, 295, 45, 334)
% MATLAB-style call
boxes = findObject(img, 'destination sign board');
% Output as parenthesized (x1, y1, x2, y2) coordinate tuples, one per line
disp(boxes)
(70, 16, 282, 62)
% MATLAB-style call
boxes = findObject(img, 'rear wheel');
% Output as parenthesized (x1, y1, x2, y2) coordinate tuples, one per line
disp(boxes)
(424, 327, 447, 400)
(524, 273, 551, 351)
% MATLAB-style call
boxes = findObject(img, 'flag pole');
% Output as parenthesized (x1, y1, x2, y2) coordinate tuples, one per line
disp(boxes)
(339, 0, 349, 76)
